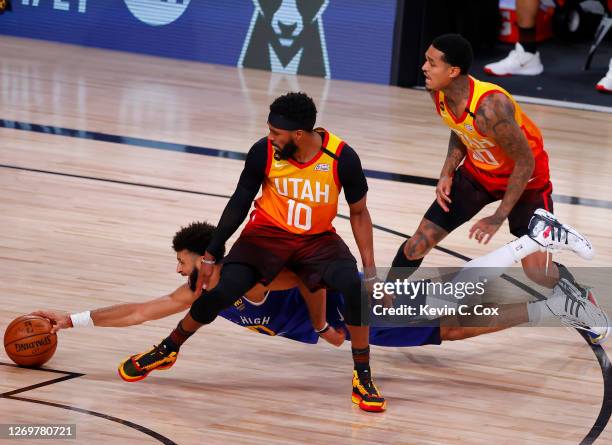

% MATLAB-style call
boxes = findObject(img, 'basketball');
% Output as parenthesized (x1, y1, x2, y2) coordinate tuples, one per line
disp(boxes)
(3, 315, 57, 367)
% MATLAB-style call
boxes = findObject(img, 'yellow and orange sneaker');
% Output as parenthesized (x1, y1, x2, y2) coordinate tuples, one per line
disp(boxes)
(351, 369, 386, 412)
(118, 342, 178, 382)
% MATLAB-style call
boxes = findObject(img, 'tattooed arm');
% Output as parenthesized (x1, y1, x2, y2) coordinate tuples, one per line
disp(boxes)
(440, 131, 468, 178)
(436, 132, 467, 212)
(469, 92, 535, 243)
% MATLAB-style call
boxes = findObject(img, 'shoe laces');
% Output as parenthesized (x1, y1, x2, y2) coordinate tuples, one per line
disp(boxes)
(136, 343, 170, 367)
(541, 221, 570, 264)
(356, 371, 379, 395)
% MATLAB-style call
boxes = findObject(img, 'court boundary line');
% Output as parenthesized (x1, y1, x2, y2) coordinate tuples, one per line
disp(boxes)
(0, 164, 609, 444)
(0, 362, 177, 445)
(1, 119, 611, 210)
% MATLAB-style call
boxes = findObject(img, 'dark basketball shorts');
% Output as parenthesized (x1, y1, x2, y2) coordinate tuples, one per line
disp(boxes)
(222, 223, 357, 292)
(424, 166, 553, 237)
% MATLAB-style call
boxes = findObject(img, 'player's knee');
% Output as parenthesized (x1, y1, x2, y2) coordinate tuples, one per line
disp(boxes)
(190, 286, 239, 324)
(323, 261, 364, 326)
(189, 295, 219, 325)
(189, 269, 255, 324)
(403, 233, 433, 260)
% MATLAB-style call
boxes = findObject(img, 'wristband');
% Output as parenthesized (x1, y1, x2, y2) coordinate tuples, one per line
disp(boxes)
(315, 322, 330, 335)
(69, 310, 94, 328)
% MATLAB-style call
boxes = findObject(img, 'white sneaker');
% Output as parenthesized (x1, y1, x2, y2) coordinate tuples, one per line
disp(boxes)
(528, 209, 594, 260)
(596, 58, 612, 93)
(484, 43, 544, 76)
(545, 278, 610, 344)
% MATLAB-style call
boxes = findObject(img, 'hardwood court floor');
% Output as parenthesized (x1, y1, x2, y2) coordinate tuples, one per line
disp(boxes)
(0, 36, 611, 445)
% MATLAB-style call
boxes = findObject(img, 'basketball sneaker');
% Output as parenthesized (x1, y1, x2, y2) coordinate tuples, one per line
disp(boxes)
(546, 278, 610, 344)
(484, 43, 544, 76)
(527, 209, 594, 260)
(596, 58, 612, 93)
(118, 341, 178, 382)
(352, 368, 386, 412)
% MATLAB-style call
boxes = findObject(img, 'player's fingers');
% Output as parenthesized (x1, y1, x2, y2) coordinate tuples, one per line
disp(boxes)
(31, 310, 55, 323)
(30, 310, 48, 318)
(483, 232, 493, 244)
(436, 193, 450, 212)
(442, 183, 452, 197)
(469, 224, 477, 239)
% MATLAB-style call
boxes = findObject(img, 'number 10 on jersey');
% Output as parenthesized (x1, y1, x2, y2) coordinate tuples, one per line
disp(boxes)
(287, 199, 312, 230)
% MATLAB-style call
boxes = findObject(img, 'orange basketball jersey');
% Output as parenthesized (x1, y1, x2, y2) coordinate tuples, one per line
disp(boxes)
(435, 76, 550, 191)
(251, 129, 344, 234)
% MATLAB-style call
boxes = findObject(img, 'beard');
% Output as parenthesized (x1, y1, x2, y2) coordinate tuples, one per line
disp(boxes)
(188, 268, 199, 292)
(274, 140, 299, 160)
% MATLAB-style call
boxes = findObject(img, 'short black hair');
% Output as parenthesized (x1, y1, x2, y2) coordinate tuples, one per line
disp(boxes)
(269, 92, 317, 131)
(431, 34, 473, 75)
(172, 221, 225, 257)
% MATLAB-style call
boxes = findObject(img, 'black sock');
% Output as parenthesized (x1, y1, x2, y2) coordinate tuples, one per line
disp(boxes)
(167, 321, 194, 350)
(518, 26, 537, 53)
(387, 241, 424, 282)
(352, 346, 370, 374)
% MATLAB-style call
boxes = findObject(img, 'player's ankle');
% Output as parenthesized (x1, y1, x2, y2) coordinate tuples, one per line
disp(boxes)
(162, 336, 180, 352)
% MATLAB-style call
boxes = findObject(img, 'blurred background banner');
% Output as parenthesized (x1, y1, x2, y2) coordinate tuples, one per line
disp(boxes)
(0, 0, 398, 84)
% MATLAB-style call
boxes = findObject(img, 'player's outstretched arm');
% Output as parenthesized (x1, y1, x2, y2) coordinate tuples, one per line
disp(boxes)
(31, 284, 195, 333)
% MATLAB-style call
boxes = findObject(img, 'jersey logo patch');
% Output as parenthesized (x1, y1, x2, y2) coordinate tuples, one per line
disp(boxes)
(464, 123, 474, 132)
(233, 298, 246, 311)
(274, 162, 288, 168)
(314, 163, 330, 172)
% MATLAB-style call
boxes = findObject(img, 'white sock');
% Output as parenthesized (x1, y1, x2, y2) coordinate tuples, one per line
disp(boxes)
(424, 236, 541, 314)
(505, 235, 541, 262)
(527, 300, 555, 324)
(462, 235, 540, 270)
(447, 235, 539, 285)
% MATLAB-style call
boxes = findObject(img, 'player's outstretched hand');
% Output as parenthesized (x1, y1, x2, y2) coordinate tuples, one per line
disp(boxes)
(319, 326, 346, 347)
(436, 175, 453, 212)
(30, 310, 72, 333)
(469, 213, 504, 244)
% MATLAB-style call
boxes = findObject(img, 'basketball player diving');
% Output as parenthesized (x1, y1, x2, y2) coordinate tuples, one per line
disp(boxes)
(34, 216, 608, 389)
(120, 92, 386, 411)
